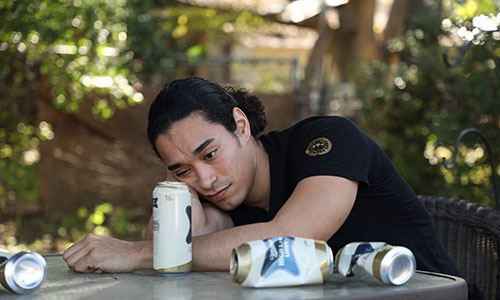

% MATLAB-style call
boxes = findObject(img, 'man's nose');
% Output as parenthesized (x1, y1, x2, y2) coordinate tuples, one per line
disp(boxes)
(197, 165, 217, 190)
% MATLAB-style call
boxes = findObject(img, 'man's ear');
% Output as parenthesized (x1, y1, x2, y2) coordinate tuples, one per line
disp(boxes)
(232, 107, 251, 138)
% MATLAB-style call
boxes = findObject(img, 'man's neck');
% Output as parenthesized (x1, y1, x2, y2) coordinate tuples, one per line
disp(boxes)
(243, 139, 270, 212)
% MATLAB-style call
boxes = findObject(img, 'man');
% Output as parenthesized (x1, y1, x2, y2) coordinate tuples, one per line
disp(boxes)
(63, 77, 479, 297)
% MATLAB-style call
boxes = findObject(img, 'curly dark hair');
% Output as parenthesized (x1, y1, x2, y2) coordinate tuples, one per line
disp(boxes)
(147, 77, 267, 158)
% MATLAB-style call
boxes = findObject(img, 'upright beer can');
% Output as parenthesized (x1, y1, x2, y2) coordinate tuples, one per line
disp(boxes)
(152, 181, 192, 274)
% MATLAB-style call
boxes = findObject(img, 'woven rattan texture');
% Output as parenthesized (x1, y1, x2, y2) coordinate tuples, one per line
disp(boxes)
(419, 195, 499, 300)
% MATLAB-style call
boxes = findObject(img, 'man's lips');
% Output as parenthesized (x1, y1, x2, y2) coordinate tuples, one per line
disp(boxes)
(207, 185, 230, 202)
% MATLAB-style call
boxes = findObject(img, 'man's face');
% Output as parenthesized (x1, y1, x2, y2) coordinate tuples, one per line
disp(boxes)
(155, 111, 257, 211)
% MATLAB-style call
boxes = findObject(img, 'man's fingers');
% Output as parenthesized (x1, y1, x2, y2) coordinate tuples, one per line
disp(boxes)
(61, 234, 152, 273)
(63, 234, 97, 269)
(69, 241, 105, 273)
(64, 243, 93, 269)
(63, 233, 95, 258)
(73, 253, 100, 273)
(62, 240, 82, 260)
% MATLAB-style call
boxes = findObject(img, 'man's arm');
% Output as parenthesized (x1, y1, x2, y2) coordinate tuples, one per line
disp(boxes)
(192, 175, 357, 271)
(64, 175, 356, 272)
(64, 188, 233, 272)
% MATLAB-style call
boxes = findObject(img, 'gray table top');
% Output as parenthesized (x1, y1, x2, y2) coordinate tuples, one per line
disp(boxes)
(0, 255, 467, 300)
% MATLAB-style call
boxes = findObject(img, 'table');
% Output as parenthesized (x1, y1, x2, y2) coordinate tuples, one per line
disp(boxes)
(0, 255, 467, 299)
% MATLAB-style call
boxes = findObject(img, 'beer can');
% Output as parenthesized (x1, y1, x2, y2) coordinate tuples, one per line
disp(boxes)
(335, 242, 416, 285)
(153, 181, 192, 275)
(230, 236, 334, 288)
(0, 251, 47, 294)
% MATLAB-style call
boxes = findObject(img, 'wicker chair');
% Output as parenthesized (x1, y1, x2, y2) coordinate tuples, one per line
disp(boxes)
(418, 195, 500, 300)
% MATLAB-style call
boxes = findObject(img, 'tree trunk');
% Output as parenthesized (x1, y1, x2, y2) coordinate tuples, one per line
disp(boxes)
(299, 0, 381, 117)
(300, 5, 335, 117)
(384, 0, 412, 40)
(328, 0, 380, 82)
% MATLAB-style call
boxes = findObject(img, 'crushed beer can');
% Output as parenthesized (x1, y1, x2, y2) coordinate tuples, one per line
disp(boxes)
(335, 242, 416, 285)
(0, 250, 47, 294)
(230, 236, 334, 288)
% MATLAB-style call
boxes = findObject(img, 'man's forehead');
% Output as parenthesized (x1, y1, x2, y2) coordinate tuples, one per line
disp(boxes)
(162, 130, 217, 154)
(169, 115, 222, 143)
(160, 116, 221, 160)
(172, 112, 221, 132)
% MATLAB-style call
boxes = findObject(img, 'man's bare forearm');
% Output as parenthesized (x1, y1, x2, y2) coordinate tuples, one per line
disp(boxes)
(139, 221, 278, 272)
(192, 221, 283, 271)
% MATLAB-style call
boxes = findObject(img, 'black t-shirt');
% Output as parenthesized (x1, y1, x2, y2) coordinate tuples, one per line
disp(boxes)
(229, 116, 461, 277)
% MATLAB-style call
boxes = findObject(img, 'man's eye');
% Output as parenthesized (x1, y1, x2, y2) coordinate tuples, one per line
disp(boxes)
(176, 169, 189, 177)
(205, 150, 217, 160)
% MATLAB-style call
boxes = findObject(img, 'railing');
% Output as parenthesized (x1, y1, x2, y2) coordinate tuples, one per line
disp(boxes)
(443, 28, 500, 67)
(442, 128, 499, 210)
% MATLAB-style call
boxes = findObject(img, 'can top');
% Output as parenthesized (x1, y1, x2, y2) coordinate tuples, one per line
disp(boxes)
(156, 181, 190, 192)
(375, 246, 416, 285)
(230, 244, 252, 284)
(327, 244, 334, 278)
(157, 181, 188, 186)
(156, 181, 189, 193)
(2, 251, 47, 294)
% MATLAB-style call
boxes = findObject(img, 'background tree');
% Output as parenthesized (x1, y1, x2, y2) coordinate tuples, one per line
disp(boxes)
(0, 0, 268, 252)
(355, 0, 500, 207)
(1, 0, 498, 254)
(283, 0, 498, 207)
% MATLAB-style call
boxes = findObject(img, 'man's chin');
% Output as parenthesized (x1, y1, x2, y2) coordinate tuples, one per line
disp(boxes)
(213, 199, 239, 212)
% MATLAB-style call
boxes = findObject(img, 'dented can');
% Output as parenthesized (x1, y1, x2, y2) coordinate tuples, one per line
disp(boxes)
(230, 236, 334, 288)
(335, 242, 416, 285)
(153, 181, 192, 275)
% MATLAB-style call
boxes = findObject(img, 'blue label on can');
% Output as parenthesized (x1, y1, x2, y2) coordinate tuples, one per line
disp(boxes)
(261, 237, 299, 278)
(186, 205, 192, 244)
(347, 243, 375, 276)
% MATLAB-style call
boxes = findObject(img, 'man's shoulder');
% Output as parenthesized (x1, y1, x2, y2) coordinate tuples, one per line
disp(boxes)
(294, 115, 353, 127)
(259, 115, 365, 159)
(263, 116, 356, 137)
(287, 116, 362, 139)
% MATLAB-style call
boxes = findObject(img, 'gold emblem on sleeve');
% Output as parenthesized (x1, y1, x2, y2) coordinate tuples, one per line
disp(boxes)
(305, 137, 332, 156)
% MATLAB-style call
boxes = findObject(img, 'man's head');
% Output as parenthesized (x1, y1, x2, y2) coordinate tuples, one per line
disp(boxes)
(147, 77, 267, 210)
(147, 77, 266, 158)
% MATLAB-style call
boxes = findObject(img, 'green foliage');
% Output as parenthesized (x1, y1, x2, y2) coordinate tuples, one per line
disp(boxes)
(1, 0, 159, 212)
(0, 116, 40, 210)
(443, 0, 498, 18)
(0, 202, 147, 253)
(0, 0, 270, 249)
(356, 0, 500, 207)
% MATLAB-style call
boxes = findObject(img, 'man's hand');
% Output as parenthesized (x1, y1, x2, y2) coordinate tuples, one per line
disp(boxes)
(62, 233, 152, 273)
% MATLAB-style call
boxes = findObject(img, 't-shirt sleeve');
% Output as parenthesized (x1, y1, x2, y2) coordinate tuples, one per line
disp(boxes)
(291, 117, 371, 185)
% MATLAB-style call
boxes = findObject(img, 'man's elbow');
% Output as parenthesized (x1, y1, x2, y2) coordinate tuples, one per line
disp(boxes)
(193, 204, 234, 236)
